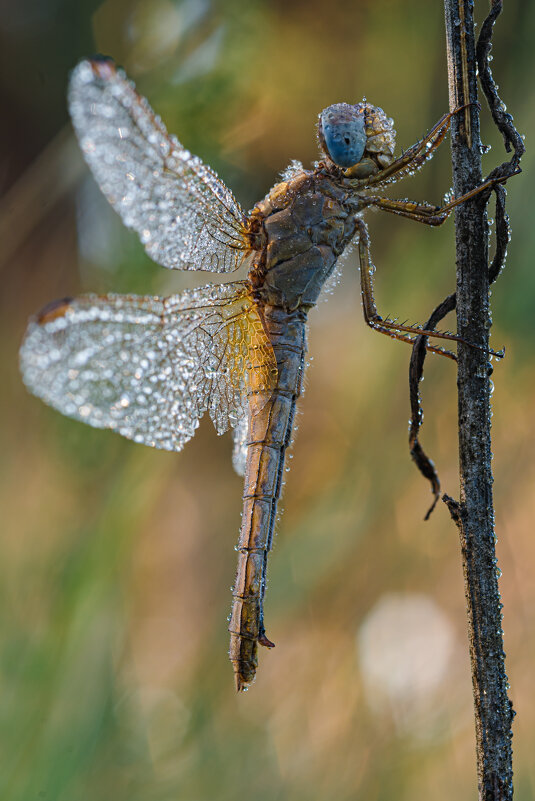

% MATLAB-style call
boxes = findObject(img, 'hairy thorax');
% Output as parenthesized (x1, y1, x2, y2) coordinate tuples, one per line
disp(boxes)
(247, 167, 365, 311)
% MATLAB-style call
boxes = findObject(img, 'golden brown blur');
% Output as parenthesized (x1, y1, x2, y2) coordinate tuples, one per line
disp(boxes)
(2, 1, 534, 798)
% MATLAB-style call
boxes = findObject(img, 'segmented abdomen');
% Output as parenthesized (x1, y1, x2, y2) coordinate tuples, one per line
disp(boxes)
(228, 304, 307, 691)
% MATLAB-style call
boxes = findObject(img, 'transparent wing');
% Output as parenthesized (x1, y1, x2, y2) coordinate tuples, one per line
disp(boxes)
(68, 58, 249, 272)
(20, 282, 277, 452)
(232, 411, 249, 477)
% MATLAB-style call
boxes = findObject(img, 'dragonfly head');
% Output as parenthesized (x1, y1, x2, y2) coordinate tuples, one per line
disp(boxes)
(318, 102, 396, 178)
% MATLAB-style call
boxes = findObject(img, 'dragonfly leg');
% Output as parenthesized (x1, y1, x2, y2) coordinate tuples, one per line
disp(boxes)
(351, 107, 456, 185)
(356, 217, 461, 359)
(365, 172, 512, 227)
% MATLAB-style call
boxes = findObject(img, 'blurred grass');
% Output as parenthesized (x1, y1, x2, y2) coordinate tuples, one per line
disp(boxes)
(1, 0, 534, 799)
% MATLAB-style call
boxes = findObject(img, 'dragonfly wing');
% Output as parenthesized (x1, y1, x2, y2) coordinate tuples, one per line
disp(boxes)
(20, 282, 276, 452)
(68, 58, 249, 273)
(232, 411, 249, 477)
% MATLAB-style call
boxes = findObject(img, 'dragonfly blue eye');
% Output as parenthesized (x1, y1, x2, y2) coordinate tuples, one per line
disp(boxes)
(319, 103, 367, 168)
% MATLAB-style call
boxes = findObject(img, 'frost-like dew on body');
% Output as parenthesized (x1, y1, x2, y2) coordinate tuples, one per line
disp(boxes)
(279, 159, 304, 182)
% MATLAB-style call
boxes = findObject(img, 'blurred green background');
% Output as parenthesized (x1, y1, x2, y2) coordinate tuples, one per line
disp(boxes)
(1, 1, 534, 799)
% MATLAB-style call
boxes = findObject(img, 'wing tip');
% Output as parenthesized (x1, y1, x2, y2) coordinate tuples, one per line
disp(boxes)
(71, 55, 118, 87)
(35, 297, 74, 325)
(87, 54, 117, 79)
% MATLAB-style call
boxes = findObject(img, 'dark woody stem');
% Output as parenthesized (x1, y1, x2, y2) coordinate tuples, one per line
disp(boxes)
(408, 2, 523, 799)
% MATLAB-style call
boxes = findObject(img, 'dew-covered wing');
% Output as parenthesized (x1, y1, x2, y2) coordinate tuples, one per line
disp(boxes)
(20, 282, 277, 452)
(232, 410, 249, 477)
(68, 58, 249, 272)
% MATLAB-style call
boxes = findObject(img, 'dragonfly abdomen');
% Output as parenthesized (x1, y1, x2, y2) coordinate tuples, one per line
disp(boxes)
(229, 305, 307, 691)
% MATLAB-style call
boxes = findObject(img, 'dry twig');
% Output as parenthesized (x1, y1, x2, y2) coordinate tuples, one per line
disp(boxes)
(408, 2, 524, 799)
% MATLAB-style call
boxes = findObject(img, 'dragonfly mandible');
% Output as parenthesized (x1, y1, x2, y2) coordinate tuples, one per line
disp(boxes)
(19, 57, 496, 691)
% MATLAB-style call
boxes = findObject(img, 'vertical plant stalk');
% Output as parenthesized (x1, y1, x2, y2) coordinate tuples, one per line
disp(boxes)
(443, 2, 515, 799)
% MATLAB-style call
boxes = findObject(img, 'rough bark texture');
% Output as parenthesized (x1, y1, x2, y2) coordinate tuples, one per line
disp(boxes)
(443, 2, 514, 799)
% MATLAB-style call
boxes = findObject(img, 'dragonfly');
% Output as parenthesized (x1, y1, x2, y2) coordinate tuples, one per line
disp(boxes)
(19, 57, 502, 691)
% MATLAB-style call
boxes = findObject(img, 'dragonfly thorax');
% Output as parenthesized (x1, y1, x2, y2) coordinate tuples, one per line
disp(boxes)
(249, 170, 358, 311)
(318, 102, 396, 178)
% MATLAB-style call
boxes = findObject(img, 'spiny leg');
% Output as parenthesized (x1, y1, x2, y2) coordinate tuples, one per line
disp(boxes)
(350, 107, 456, 186)
(365, 174, 511, 226)
(355, 218, 458, 359)
(353, 103, 519, 194)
